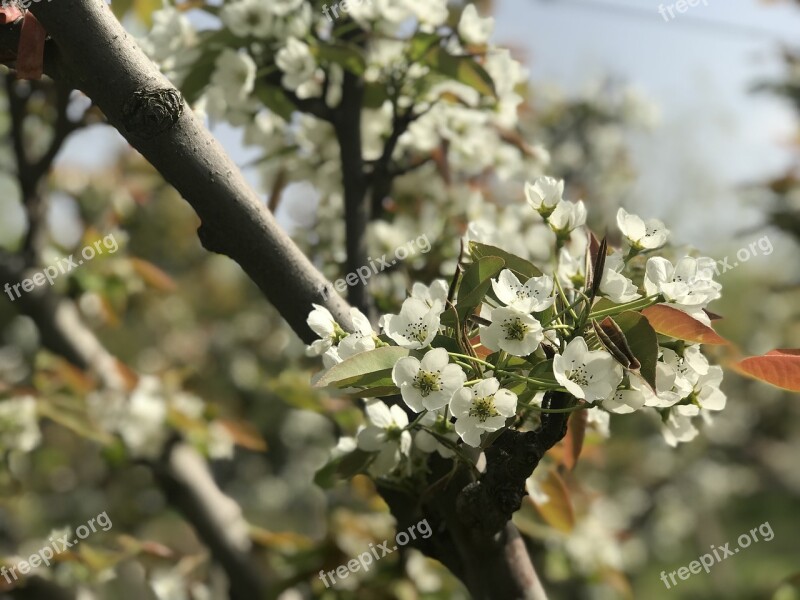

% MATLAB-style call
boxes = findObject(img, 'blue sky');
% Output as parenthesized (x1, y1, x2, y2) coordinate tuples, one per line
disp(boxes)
(35, 0, 800, 254)
(496, 0, 800, 246)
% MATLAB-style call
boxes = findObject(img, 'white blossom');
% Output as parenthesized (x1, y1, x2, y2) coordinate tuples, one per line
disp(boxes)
(211, 49, 256, 109)
(415, 408, 457, 457)
(644, 256, 722, 323)
(221, 0, 273, 38)
(616, 207, 669, 250)
(0, 396, 41, 453)
(410, 279, 449, 313)
(392, 347, 466, 412)
(382, 297, 441, 349)
(480, 306, 544, 357)
(662, 404, 700, 447)
(525, 176, 563, 217)
(337, 308, 376, 360)
(357, 400, 411, 476)
(548, 200, 587, 236)
(275, 38, 319, 98)
(553, 337, 623, 402)
(599, 251, 641, 303)
(491, 269, 555, 313)
(458, 4, 494, 46)
(450, 378, 517, 447)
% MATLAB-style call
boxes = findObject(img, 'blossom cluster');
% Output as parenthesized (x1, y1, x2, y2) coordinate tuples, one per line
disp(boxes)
(307, 177, 727, 478)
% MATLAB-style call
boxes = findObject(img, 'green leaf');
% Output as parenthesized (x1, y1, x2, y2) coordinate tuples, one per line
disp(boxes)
(311, 42, 366, 75)
(180, 29, 243, 105)
(456, 256, 505, 321)
(363, 82, 390, 109)
(613, 311, 659, 388)
(529, 359, 559, 385)
(421, 47, 496, 98)
(134, 0, 161, 27)
(314, 449, 373, 489)
(408, 32, 440, 61)
(469, 242, 543, 280)
(314, 346, 410, 389)
(431, 334, 463, 354)
(253, 83, 296, 121)
(589, 296, 660, 320)
(111, 0, 134, 21)
(181, 53, 217, 105)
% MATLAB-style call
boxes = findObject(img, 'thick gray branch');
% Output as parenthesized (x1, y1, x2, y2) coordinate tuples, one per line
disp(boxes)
(23, 0, 353, 341)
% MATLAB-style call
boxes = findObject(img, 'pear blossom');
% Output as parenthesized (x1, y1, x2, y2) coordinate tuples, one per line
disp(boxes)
(337, 308, 376, 360)
(661, 404, 700, 447)
(382, 297, 441, 349)
(450, 378, 517, 447)
(586, 407, 611, 437)
(603, 385, 646, 415)
(121, 379, 169, 458)
(525, 176, 563, 218)
(557, 246, 586, 288)
(270, 0, 304, 17)
(305, 304, 344, 357)
(357, 400, 411, 476)
(616, 208, 669, 250)
(491, 269, 555, 313)
(694, 366, 727, 411)
(220, 0, 273, 38)
(415, 408, 457, 457)
(392, 347, 466, 412)
(599, 251, 641, 304)
(639, 363, 683, 408)
(553, 337, 623, 402)
(661, 346, 708, 398)
(275, 38, 319, 98)
(458, 5, 495, 45)
(547, 200, 587, 236)
(480, 307, 544, 357)
(644, 256, 721, 323)
(410, 279, 449, 314)
(0, 396, 41, 453)
(211, 49, 256, 108)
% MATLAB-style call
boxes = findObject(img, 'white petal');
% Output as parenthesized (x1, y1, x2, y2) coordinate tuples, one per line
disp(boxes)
(493, 389, 518, 417)
(392, 356, 421, 387)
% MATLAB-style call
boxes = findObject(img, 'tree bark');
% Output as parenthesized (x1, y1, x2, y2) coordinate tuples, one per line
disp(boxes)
(0, 4, 552, 597)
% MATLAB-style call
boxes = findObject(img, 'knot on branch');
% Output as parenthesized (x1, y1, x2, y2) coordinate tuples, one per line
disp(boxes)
(122, 87, 183, 139)
(456, 392, 573, 537)
(456, 430, 543, 536)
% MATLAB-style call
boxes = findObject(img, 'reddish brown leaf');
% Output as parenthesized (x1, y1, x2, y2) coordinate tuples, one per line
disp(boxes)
(731, 349, 800, 392)
(530, 468, 575, 533)
(641, 305, 729, 346)
(130, 258, 178, 292)
(219, 419, 268, 452)
(17, 12, 45, 80)
(561, 409, 588, 471)
(592, 316, 640, 370)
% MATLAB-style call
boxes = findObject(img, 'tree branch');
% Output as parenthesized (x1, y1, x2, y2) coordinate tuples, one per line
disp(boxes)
(0, 253, 268, 599)
(1, 4, 553, 596)
(15, 0, 353, 341)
